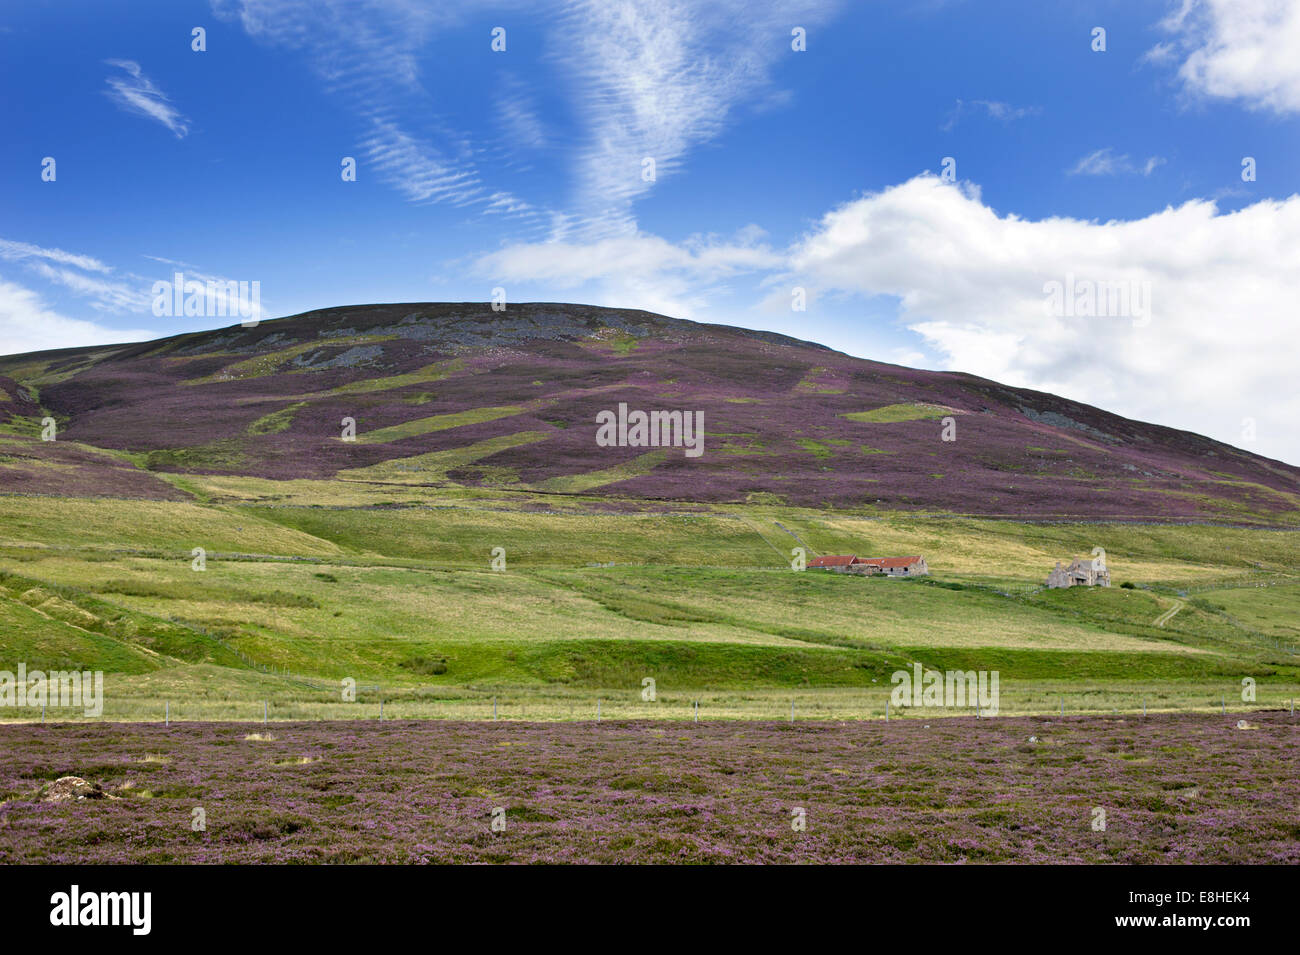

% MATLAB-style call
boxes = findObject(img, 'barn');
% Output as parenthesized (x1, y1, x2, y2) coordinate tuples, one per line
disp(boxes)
(807, 555, 928, 576)
(807, 555, 871, 574)
(854, 556, 928, 576)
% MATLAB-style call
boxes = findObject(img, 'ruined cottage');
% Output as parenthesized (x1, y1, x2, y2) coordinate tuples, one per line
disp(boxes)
(1046, 557, 1110, 588)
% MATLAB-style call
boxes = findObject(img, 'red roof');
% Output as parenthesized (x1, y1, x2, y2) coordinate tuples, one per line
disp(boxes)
(853, 556, 923, 568)
(808, 555, 856, 567)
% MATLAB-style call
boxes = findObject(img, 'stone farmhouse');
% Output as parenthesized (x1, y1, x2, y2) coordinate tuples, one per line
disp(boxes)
(808, 555, 929, 576)
(1046, 557, 1110, 588)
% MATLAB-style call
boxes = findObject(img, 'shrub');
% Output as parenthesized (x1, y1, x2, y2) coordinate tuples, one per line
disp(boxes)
(400, 655, 448, 675)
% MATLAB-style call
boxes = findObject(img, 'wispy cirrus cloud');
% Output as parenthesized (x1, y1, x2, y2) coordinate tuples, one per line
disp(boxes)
(495, 74, 549, 154)
(211, 0, 841, 240)
(554, 0, 843, 239)
(357, 118, 486, 208)
(103, 59, 190, 138)
(1, 240, 258, 319)
(211, 0, 543, 228)
(26, 263, 152, 313)
(1068, 147, 1166, 177)
(0, 239, 112, 274)
(940, 98, 1040, 132)
(0, 236, 148, 312)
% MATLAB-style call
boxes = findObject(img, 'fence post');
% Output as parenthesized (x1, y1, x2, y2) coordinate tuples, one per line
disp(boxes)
(596, 698, 601, 722)
(693, 700, 699, 722)
(1143, 698, 1146, 717)
(1060, 696, 1064, 717)
(165, 701, 169, 727)
(790, 700, 794, 723)
(885, 700, 889, 722)
(493, 696, 497, 721)
(1221, 693, 1225, 715)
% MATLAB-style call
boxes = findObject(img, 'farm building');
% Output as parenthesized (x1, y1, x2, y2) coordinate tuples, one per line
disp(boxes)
(808, 555, 876, 575)
(808, 555, 928, 576)
(1046, 557, 1110, 588)
(856, 556, 928, 576)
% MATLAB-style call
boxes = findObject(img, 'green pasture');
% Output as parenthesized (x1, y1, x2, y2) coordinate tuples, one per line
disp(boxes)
(0, 487, 1296, 720)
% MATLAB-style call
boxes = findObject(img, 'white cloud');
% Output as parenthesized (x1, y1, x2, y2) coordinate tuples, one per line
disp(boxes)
(1068, 147, 1166, 177)
(0, 279, 152, 357)
(1152, 0, 1300, 113)
(788, 174, 1300, 465)
(103, 60, 190, 138)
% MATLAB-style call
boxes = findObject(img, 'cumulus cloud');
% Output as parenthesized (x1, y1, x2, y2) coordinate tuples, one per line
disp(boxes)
(103, 60, 190, 137)
(1152, 0, 1300, 113)
(787, 174, 1300, 465)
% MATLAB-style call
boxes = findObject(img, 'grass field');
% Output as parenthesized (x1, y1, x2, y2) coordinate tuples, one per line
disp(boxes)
(0, 482, 1297, 723)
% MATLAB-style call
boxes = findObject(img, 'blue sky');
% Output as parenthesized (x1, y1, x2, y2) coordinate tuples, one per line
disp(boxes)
(3, 0, 1300, 463)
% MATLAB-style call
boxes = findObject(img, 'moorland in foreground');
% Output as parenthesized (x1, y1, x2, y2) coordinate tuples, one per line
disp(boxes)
(2, 714, 1295, 864)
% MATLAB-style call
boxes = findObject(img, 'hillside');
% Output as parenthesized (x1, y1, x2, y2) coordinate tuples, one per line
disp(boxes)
(2, 302, 1297, 522)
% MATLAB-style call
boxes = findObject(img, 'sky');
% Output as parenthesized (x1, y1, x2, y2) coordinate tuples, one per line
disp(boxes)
(3, 0, 1299, 464)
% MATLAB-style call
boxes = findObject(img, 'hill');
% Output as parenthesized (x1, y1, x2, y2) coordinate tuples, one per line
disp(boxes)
(2, 302, 1297, 522)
